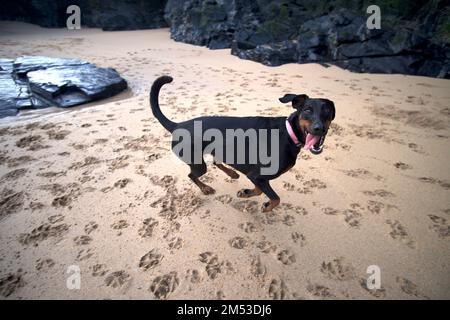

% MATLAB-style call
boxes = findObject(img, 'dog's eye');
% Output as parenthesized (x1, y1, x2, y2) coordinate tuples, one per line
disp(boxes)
(302, 109, 312, 118)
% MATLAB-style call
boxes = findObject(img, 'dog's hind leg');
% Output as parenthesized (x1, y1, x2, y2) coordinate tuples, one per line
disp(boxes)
(237, 184, 262, 198)
(188, 163, 215, 195)
(214, 163, 240, 179)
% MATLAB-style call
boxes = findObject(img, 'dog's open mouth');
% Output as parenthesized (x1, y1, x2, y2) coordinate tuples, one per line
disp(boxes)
(304, 133, 326, 155)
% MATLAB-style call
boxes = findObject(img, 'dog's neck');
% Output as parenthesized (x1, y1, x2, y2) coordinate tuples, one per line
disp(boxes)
(287, 112, 304, 146)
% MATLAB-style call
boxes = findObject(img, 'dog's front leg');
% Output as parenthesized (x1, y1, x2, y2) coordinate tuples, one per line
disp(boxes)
(253, 179, 280, 212)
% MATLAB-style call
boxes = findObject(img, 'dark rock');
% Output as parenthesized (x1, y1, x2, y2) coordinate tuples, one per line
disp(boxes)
(336, 38, 394, 59)
(0, 0, 168, 30)
(232, 40, 299, 66)
(13, 56, 87, 75)
(81, 0, 168, 31)
(0, 56, 127, 119)
(336, 55, 419, 74)
(164, 0, 450, 78)
(0, 0, 69, 28)
(0, 59, 30, 118)
(165, 0, 260, 49)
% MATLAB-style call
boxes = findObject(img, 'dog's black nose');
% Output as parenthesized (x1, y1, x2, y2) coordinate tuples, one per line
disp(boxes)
(312, 123, 324, 135)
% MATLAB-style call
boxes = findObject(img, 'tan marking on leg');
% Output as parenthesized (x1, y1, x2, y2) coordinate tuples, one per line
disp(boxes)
(215, 163, 240, 179)
(261, 198, 280, 212)
(237, 186, 262, 198)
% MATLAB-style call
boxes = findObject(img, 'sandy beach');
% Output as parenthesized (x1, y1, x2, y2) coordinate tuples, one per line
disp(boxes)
(0, 21, 449, 299)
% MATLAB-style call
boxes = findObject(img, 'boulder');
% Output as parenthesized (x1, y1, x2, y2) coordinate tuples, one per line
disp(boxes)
(0, 56, 127, 119)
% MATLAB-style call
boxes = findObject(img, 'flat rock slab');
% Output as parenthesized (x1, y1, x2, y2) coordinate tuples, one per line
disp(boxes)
(0, 56, 127, 119)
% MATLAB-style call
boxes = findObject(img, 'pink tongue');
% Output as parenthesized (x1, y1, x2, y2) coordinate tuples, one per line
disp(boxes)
(304, 133, 320, 150)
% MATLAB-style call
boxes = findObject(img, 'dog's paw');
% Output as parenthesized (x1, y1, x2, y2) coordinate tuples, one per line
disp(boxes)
(261, 202, 272, 212)
(201, 185, 216, 195)
(237, 189, 252, 198)
(261, 199, 280, 213)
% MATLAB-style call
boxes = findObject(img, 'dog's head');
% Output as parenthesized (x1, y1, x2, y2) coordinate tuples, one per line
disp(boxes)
(279, 94, 335, 154)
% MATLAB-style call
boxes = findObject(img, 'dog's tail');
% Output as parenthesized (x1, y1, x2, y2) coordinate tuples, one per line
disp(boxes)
(150, 76, 177, 132)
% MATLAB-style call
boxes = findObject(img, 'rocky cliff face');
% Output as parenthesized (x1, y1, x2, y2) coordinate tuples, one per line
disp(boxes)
(1, 0, 449, 78)
(165, 0, 450, 78)
(0, 0, 168, 30)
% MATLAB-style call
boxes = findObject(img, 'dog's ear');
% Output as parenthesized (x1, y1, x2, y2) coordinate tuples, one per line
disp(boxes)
(321, 99, 335, 120)
(279, 94, 309, 111)
(279, 94, 298, 104)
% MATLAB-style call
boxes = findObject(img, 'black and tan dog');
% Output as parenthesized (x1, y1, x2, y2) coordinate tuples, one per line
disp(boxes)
(150, 76, 335, 212)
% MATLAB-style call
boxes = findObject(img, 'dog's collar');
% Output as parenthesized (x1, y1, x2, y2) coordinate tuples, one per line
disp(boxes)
(285, 120, 302, 147)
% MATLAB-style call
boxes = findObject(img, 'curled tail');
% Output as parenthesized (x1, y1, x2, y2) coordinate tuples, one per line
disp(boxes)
(150, 76, 177, 132)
